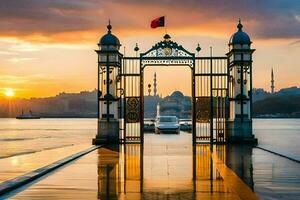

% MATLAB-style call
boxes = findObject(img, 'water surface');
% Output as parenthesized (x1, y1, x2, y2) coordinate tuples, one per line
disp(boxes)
(1, 118, 300, 160)
(253, 118, 300, 160)
(0, 118, 96, 158)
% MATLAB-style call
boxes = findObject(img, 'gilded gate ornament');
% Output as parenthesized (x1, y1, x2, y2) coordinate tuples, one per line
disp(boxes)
(126, 97, 140, 123)
(140, 35, 194, 67)
(141, 40, 193, 58)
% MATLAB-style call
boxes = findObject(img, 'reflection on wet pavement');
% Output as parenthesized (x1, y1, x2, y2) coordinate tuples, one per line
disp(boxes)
(9, 132, 299, 199)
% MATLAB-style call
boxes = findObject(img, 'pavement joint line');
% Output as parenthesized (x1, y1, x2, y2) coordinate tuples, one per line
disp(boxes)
(255, 146, 300, 163)
(0, 145, 101, 196)
(211, 150, 259, 200)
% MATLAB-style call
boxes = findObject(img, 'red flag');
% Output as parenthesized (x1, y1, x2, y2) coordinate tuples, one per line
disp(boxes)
(151, 16, 165, 28)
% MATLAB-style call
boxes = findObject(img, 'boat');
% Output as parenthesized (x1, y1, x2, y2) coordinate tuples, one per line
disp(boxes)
(16, 110, 41, 119)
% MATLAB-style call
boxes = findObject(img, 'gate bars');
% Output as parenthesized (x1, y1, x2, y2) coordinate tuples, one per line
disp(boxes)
(194, 57, 228, 144)
(120, 56, 229, 144)
(120, 57, 141, 143)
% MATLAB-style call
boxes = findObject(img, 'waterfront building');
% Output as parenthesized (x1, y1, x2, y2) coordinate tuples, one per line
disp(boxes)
(144, 95, 160, 118)
(159, 91, 191, 119)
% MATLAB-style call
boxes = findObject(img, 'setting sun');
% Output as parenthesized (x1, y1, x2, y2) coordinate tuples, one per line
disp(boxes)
(4, 88, 15, 97)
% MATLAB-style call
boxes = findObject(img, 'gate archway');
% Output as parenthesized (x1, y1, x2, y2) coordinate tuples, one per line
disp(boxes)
(120, 34, 228, 145)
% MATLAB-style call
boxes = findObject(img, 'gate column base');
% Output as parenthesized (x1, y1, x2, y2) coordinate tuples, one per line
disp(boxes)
(227, 119, 257, 145)
(93, 119, 119, 145)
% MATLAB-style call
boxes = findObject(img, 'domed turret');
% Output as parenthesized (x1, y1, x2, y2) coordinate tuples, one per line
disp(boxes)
(226, 19, 256, 144)
(98, 21, 121, 49)
(94, 21, 123, 145)
(229, 19, 251, 45)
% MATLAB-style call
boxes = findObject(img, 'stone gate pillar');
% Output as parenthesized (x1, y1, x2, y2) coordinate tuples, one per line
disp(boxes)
(226, 20, 257, 144)
(93, 22, 122, 145)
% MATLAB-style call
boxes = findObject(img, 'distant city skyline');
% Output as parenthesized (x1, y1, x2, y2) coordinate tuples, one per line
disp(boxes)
(1, 86, 299, 118)
(0, 1, 299, 98)
(1, 84, 299, 101)
(0, 67, 290, 98)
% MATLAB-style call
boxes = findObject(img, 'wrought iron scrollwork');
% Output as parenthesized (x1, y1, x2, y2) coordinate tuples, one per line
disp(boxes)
(126, 97, 140, 123)
(140, 39, 194, 67)
(141, 59, 193, 66)
(196, 97, 210, 123)
(141, 40, 194, 58)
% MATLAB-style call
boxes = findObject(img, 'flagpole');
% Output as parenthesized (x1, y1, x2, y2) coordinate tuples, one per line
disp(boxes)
(164, 15, 167, 34)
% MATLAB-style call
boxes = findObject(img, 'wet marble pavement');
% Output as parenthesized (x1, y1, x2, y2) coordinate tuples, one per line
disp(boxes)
(0, 144, 92, 184)
(4, 132, 300, 200)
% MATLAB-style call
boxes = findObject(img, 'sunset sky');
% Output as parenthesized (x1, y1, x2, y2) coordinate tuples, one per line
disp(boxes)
(0, 0, 299, 98)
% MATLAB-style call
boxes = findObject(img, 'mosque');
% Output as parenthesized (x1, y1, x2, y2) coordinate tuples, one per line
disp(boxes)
(144, 73, 191, 119)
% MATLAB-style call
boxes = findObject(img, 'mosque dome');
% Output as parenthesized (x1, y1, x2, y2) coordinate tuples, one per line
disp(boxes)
(170, 91, 184, 98)
(99, 23, 120, 46)
(229, 20, 251, 45)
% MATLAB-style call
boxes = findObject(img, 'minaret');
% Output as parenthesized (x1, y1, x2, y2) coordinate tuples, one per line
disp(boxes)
(271, 68, 275, 94)
(153, 72, 157, 96)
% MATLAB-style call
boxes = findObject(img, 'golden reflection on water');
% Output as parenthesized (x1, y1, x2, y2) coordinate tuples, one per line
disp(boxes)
(96, 144, 253, 199)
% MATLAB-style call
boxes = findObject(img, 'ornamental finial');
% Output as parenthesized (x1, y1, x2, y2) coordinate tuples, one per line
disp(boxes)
(196, 43, 201, 52)
(107, 19, 112, 33)
(237, 18, 243, 31)
(134, 43, 139, 52)
(163, 34, 171, 41)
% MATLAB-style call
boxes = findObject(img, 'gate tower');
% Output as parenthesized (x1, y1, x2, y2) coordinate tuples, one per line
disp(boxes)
(93, 22, 123, 145)
(226, 20, 257, 143)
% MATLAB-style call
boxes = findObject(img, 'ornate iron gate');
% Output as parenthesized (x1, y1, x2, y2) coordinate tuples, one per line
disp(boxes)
(120, 58, 142, 143)
(194, 57, 228, 144)
(120, 36, 229, 144)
